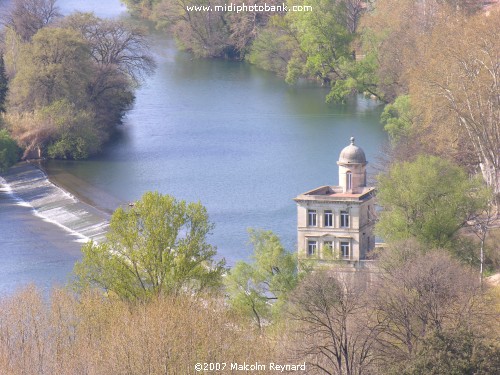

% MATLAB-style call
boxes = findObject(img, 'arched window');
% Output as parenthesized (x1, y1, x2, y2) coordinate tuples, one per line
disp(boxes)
(346, 171, 352, 190)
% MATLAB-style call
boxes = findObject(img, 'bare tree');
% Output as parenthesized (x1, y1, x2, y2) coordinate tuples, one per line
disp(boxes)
(1, 0, 61, 41)
(154, 0, 231, 58)
(373, 251, 486, 371)
(0, 286, 281, 374)
(60, 12, 156, 85)
(288, 271, 379, 375)
(467, 199, 500, 285)
(343, 0, 371, 34)
(412, 10, 500, 204)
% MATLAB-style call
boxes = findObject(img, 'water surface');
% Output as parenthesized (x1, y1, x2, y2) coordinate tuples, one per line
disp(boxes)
(0, 0, 130, 296)
(0, 0, 386, 297)
(46, 35, 386, 263)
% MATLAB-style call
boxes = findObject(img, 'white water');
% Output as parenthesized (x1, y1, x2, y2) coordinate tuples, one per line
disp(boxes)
(1, 164, 109, 244)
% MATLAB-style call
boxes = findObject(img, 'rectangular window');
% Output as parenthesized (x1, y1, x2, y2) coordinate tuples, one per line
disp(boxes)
(307, 240, 317, 256)
(324, 210, 333, 227)
(308, 209, 317, 226)
(340, 241, 350, 258)
(340, 210, 349, 228)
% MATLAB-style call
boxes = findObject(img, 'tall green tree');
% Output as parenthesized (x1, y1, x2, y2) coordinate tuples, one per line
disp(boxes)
(247, 0, 376, 101)
(376, 155, 490, 249)
(74, 192, 226, 300)
(5, 27, 94, 158)
(286, 0, 356, 95)
(7, 27, 92, 112)
(246, 17, 298, 78)
(225, 229, 298, 329)
(3, 13, 154, 159)
(121, 0, 162, 17)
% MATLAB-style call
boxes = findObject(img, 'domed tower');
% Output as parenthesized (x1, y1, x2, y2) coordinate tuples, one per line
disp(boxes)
(337, 137, 367, 193)
(294, 136, 376, 266)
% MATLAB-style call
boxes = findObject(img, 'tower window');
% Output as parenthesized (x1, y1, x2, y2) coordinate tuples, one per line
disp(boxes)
(308, 209, 317, 226)
(307, 240, 317, 256)
(324, 210, 333, 227)
(340, 210, 350, 228)
(346, 171, 352, 190)
(340, 241, 350, 258)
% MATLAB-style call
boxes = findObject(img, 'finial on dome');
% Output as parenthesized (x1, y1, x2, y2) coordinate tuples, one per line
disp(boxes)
(338, 137, 367, 164)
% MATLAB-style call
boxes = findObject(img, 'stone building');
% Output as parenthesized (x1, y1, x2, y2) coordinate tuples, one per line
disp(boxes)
(294, 137, 376, 264)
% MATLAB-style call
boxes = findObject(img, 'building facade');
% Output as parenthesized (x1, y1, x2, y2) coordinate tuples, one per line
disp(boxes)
(294, 137, 376, 264)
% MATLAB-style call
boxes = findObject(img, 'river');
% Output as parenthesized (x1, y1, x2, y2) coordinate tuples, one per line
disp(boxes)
(0, 0, 386, 296)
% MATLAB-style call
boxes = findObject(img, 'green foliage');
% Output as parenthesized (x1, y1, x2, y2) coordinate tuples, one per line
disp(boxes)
(286, 0, 354, 84)
(376, 155, 490, 248)
(326, 50, 380, 102)
(246, 0, 377, 102)
(381, 95, 414, 143)
(225, 229, 298, 328)
(74, 192, 226, 300)
(247, 23, 296, 77)
(0, 129, 20, 171)
(402, 329, 500, 375)
(3, 11, 153, 160)
(8, 27, 92, 111)
(322, 243, 334, 259)
(292, 1, 353, 60)
(43, 100, 102, 159)
(5, 28, 94, 159)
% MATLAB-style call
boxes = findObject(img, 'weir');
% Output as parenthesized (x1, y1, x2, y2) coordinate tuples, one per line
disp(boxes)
(1, 163, 109, 244)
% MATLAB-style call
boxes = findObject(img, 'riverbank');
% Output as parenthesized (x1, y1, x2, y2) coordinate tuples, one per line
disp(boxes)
(42, 160, 126, 215)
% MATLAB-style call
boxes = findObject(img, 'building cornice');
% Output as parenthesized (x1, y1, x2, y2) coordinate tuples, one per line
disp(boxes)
(294, 186, 376, 204)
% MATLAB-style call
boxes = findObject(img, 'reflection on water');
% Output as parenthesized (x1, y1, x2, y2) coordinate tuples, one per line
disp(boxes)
(0, 0, 387, 296)
(47, 39, 386, 264)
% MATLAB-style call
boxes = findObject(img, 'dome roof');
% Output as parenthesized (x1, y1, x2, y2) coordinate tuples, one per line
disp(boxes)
(338, 137, 366, 164)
